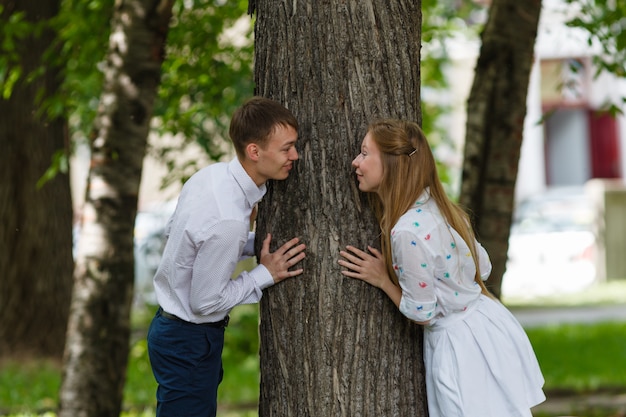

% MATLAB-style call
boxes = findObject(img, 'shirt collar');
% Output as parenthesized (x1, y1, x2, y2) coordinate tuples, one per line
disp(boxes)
(229, 158, 267, 206)
(414, 187, 431, 206)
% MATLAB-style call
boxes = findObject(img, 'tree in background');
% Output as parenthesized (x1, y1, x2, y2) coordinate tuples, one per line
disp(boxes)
(1, 0, 255, 412)
(57, 0, 255, 414)
(60, 0, 255, 189)
(57, 0, 174, 415)
(0, 0, 74, 359)
(459, 0, 542, 298)
(251, 1, 428, 415)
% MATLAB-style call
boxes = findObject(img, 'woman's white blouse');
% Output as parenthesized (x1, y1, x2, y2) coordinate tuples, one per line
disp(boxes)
(394, 192, 492, 325)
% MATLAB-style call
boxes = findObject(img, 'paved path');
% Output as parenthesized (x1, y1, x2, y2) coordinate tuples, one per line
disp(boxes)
(531, 391, 626, 416)
(510, 303, 626, 327)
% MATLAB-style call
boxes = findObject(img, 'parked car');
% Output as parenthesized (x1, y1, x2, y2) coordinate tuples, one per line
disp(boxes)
(72, 200, 176, 306)
(133, 200, 177, 305)
(501, 187, 598, 299)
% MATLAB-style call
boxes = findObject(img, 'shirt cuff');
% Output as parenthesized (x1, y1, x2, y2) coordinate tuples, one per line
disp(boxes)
(399, 295, 436, 322)
(249, 263, 274, 291)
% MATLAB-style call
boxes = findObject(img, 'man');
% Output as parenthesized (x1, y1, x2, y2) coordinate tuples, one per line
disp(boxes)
(147, 96, 307, 416)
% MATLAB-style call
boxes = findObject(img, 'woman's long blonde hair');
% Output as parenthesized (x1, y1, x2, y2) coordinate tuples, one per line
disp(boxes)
(367, 119, 490, 296)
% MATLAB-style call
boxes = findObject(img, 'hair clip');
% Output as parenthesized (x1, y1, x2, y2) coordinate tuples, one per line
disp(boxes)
(408, 149, 417, 157)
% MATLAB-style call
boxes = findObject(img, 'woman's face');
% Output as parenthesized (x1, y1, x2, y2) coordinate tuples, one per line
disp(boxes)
(352, 132, 383, 193)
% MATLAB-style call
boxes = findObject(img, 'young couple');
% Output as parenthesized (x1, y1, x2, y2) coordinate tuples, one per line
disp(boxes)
(147, 96, 545, 417)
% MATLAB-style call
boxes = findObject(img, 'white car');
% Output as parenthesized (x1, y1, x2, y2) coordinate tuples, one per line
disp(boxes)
(502, 187, 598, 299)
(134, 200, 177, 305)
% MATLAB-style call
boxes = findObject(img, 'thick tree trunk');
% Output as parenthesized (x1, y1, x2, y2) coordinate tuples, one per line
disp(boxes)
(57, 1, 173, 416)
(251, 2, 428, 416)
(0, 0, 73, 359)
(460, 0, 542, 298)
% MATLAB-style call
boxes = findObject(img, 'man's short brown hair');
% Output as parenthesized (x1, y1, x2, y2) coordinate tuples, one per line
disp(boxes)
(229, 97, 299, 158)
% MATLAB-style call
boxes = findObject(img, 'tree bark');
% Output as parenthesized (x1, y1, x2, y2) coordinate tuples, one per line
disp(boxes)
(460, 0, 542, 298)
(0, 0, 73, 359)
(251, 1, 428, 416)
(57, 1, 173, 416)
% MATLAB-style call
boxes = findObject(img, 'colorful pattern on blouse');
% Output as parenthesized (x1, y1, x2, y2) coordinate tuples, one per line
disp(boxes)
(394, 190, 492, 325)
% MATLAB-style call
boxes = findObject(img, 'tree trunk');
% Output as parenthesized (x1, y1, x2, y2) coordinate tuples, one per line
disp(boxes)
(57, 1, 173, 416)
(251, 1, 428, 415)
(459, 0, 542, 298)
(0, 0, 73, 359)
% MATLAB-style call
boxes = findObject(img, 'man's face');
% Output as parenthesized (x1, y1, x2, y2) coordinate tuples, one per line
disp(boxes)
(255, 124, 299, 183)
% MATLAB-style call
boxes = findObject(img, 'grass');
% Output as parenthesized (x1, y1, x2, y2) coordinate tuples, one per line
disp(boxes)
(1, 281, 625, 417)
(0, 360, 60, 414)
(0, 304, 261, 417)
(528, 321, 626, 392)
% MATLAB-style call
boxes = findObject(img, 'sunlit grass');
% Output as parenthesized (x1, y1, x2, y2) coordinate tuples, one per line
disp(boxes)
(0, 359, 60, 415)
(2, 282, 626, 417)
(0, 304, 261, 417)
(527, 321, 626, 392)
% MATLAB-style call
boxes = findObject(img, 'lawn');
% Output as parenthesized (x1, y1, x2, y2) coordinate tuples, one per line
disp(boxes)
(0, 304, 261, 417)
(527, 321, 626, 391)
(1, 281, 625, 417)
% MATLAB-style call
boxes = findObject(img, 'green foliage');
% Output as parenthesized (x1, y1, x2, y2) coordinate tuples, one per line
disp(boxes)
(0, 7, 33, 99)
(51, 0, 255, 186)
(154, 0, 254, 186)
(565, 0, 626, 78)
(124, 338, 157, 407)
(0, 5, 55, 101)
(52, 0, 111, 136)
(3, 0, 477, 192)
(565, 0, 626, 113)
(37, 150, 70, 188)
(219, 305, 261, 405)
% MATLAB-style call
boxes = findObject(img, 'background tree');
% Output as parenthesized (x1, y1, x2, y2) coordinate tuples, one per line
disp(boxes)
(250, 1, 429, 415)
(1, 0, 254, 412)
(59, 0, 254, 188)
(0, 0, 73, 359)
(57, 0, 255, 415)
(459, 0, 542, 298)
(57, 0, 174, 415)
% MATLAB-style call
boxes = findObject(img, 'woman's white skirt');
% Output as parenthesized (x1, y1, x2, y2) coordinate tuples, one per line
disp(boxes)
(423, 295, 546, 417)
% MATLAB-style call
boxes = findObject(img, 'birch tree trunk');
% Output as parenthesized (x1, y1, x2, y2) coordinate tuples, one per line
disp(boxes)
(460, 0, 542, 298)
(58, 1, 173, 415)
(0, 0, 73, 359)
(250, 1, 429, 415)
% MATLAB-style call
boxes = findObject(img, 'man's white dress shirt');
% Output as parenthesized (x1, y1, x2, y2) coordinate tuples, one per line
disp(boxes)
(153, 158, 274, 323)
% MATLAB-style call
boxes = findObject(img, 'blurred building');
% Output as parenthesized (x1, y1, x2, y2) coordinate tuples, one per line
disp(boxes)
(441, 0, 626, 288)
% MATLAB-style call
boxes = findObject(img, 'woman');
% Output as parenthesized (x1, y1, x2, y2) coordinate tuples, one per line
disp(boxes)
(338, 119, 545, 417)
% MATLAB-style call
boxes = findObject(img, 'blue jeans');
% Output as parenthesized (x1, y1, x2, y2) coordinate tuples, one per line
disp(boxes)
(147, 308, 225, 417)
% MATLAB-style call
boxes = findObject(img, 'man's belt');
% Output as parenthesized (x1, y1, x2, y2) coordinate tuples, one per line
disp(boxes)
(158, 307, 229, 328)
